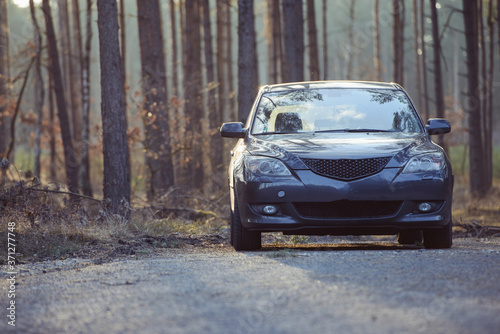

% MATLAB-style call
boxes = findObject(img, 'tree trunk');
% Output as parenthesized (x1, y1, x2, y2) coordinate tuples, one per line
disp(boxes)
(307, 0, 320, 81)
(137, 0, 175, 198)
(238, 0, 258, 121)
(373, 0, 382, 81)
(412, 0, 423, 111)
(0, 0, 9, 157)
(202, 0, 223, 176)
(267, 0, 282, 84)
(119, 0, 126, 89)
(217, 0, 229, 123)
(463, 0, 486, 198)
(282, 0, 304, 83)
(80, 0, 93, 197)
(420, 0, 430, 120)
(429, 0, 445, 149)
(184, 0, 204, 187)
(227, 2, 236, 121)
(49, 72, 57, 182)
(486, 0, 494, 188)
(71, 0, 83, 145)
(346, 0, 355, 79)
(30, 0, 44, 181)
(169, 0, 181, 182)
(57, 0, 78, 145)
(42, 0, 79, 193)
(96, 0, 130, 213)
(392, 0, 405, 85)
(322, 0, 328, 80)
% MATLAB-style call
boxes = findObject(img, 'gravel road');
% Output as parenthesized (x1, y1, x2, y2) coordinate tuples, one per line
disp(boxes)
(2, 237, 500, 334)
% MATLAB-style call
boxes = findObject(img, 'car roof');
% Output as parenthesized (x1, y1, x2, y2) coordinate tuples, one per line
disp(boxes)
(261, 80, 401, 92)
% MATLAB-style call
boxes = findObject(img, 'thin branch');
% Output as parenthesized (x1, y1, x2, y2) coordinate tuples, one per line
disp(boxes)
(4, 56, 36, 159)
(27, 186, 104, 208)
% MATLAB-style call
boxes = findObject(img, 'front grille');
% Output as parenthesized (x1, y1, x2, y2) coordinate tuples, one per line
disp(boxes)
(301, 157, 391, 180)
(294, 200, 403, 219)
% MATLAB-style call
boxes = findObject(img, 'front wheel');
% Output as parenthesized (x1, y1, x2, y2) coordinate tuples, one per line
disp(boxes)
(231, 193, 261, 251)
(423, 220, 452, 249)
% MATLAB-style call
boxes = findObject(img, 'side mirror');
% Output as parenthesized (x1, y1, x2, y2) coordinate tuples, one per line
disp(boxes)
(425, 119, 451, 135)
(220, 122, 247, 138)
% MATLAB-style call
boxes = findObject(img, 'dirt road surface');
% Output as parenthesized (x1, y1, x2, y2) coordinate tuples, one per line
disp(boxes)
(2, 238, 500, 334)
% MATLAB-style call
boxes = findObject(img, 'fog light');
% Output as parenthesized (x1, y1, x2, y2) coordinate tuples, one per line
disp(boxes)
(418, 202, 432, 213)
(262, 205, 278, 215)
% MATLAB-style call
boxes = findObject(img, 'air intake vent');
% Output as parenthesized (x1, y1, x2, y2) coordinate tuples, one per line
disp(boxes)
(301, 157, 391, 180)
(294, 200, 403, 219)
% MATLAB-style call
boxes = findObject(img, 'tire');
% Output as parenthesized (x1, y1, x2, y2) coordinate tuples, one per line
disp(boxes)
(397, 230, 423, 245)
(423, 220, 453, 249)
(231, 192, 261, 251)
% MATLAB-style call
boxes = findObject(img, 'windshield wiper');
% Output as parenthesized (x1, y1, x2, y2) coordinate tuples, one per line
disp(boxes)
(315, 129, 395, 133)
(313, 129, 349, 133)
(343, 129, 396, 133)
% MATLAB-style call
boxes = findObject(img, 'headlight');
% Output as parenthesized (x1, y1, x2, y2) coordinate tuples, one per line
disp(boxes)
(245, 156, 291, 178)
(402, 152, 445, 173)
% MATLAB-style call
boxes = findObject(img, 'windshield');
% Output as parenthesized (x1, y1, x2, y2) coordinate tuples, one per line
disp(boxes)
(251, 88, 423, 135)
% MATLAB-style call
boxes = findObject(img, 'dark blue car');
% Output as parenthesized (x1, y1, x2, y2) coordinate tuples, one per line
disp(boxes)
(221, 81, 453, 251)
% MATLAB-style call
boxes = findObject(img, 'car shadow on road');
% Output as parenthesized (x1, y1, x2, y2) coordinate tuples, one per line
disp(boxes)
(260, 242, 423, 252)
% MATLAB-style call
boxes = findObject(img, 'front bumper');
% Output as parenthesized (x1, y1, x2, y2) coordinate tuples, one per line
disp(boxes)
(234, 168, 453, 235)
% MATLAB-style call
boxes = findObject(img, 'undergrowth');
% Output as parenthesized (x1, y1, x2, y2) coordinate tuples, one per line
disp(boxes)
(0, 159, 229, 261)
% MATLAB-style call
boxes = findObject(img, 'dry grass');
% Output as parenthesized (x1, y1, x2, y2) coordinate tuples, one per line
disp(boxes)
(0, 169, 230, 262)
(452, 178, 500, 228)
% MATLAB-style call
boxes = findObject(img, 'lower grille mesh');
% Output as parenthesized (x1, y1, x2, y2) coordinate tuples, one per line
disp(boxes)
(301, 157, 391, 180)
(294, 200, 403, 218)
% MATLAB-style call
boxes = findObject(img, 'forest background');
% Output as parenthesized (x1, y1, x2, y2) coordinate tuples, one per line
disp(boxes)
(0, 0, 499, 257)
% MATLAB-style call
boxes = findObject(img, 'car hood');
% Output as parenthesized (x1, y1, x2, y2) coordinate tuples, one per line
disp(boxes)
(246, 132, 438, 169)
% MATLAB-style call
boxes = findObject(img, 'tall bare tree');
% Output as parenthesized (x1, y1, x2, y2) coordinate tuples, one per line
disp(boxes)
(42, 0, 79, 193)
(137, 0, 175, 198)
(420, 0, 430, 120)
(486, 0, 495, 188)
(81, 0, 93, 197)
(346, 0, 356, 79)
(373, 0, 382, 81)
(184, 0, 204, 187)
(29, 0, 44, 180)
(170, 0, 179, 99)
(217, 0, 230, 124)
(393, 0, 405, 85)
(48, 73, 57, 181)
(412, 0, 423, 110)
(71, 0, 83, 145)
(429, 0, 445, 149)
(57, 0, 79, 147)
(462, 0, 487, 198)
(322, 0, 328, 80)
(307, 0, 320, 81)
(0, 0, 9, 157)
(96, 0, 130, 213)
(267, 0, 282, 84)
(282, 0, 304, 82)
(119, 0, 126, 87)
(202, 0, 223, 175)
(238, 0, 258, 121)
(227, 2, 236, 121)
